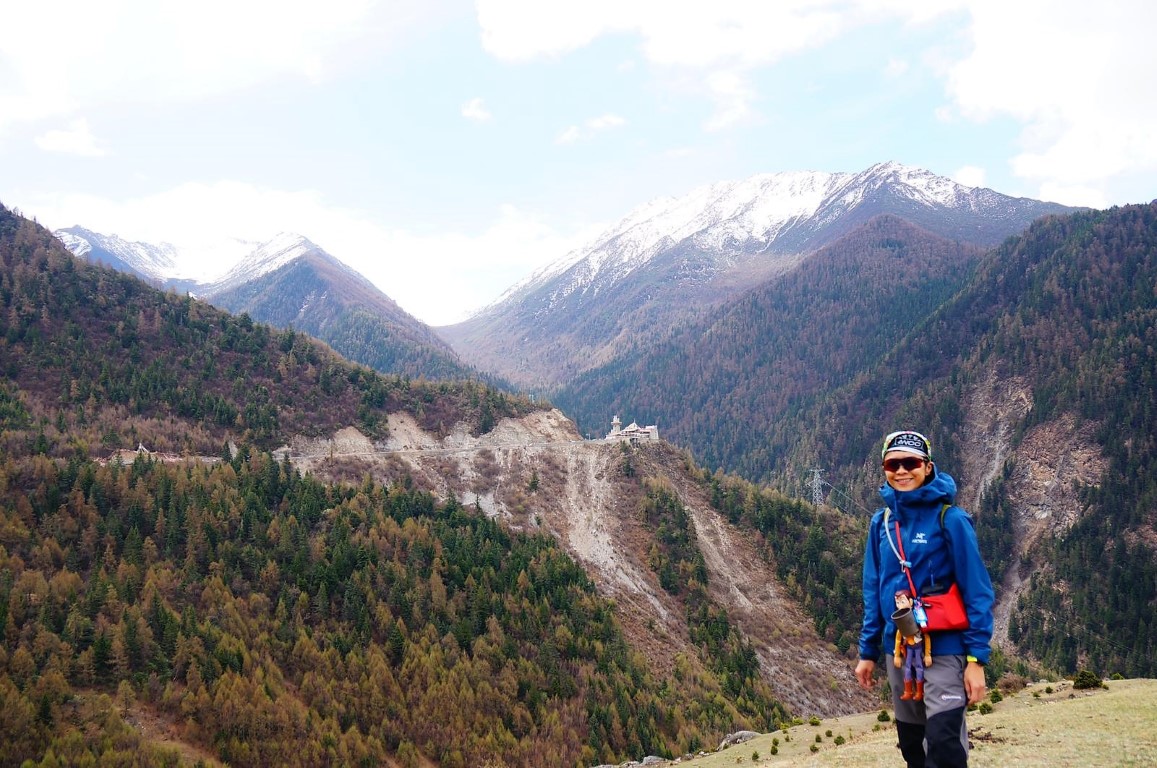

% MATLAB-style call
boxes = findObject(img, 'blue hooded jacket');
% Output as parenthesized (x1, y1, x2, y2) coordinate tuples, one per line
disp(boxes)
(858, 468, 995, 664)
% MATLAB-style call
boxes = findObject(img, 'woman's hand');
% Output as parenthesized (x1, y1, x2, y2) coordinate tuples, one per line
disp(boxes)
(964, 661, 987, 704)
(855, 659, 876, 690)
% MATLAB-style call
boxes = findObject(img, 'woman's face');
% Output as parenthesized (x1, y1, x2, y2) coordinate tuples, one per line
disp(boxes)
(883, 454, 931, 491)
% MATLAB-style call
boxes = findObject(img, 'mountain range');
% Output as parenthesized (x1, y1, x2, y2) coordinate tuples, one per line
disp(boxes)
(56, 226, 471, 381)
(6, 160, 1157, 766)
(55, 162, 1078, 392)
(438, 161, 1079, 388)
(56, 226, 184, 284)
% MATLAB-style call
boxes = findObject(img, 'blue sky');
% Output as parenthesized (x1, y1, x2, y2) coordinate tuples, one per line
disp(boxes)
(2, 0, 1154, 325)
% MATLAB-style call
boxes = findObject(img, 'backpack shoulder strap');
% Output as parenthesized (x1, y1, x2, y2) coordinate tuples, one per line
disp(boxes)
(939, 502, 952, 545)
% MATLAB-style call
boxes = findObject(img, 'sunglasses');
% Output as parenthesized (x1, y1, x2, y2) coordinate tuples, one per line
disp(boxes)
(883, 456, 927, 472)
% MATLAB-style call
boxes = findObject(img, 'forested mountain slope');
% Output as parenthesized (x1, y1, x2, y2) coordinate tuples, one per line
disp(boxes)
(773, 203, 1157, 677)
(441, 162, 1075, 389)
(55, 227, 471, 382)
(0, 204, 874, 767)
(554, 215, 985, 480)
(560, 203, 1157, 681)
(202, 237, 472, 381)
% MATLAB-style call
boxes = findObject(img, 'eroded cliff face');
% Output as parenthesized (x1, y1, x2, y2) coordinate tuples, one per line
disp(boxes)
(957, 367, 1108, 649)
(284, 409, 875, 717)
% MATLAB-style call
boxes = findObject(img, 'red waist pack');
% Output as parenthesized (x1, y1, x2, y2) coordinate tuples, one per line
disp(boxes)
(920, 583, 969, 632)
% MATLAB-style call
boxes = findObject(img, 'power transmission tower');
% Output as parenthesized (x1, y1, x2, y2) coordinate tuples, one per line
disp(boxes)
(808, 468, 826, 507)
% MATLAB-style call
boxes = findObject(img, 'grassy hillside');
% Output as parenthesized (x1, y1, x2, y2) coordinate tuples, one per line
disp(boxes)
(674, 678, 1157, 767)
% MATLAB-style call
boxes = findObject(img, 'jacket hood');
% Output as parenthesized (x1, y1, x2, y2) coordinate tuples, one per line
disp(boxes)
(879, 465, 956, 516)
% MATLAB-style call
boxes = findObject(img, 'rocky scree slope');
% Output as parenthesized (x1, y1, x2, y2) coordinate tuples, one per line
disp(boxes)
(284, 409, 876, 717)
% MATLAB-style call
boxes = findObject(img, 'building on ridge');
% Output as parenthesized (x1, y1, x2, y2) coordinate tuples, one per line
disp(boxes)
(606, 414, 660, 443)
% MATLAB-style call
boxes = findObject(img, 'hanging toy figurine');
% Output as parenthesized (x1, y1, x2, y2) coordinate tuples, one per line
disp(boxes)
(892, 591, 933, 701)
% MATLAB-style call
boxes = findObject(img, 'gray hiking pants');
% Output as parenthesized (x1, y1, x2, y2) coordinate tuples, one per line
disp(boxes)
(886, 653, 970, 767)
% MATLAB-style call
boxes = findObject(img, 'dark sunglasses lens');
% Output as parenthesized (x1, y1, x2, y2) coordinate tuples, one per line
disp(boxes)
(884, 457, 924, 472)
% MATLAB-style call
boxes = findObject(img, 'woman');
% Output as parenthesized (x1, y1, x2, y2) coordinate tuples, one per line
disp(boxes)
(854, 430, 995, 768)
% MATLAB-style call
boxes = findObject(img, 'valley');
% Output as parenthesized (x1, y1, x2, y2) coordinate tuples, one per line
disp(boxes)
(5, 182, 1157, 767)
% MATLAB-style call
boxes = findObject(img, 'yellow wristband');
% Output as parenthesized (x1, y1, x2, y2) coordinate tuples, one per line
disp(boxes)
(966, 655, 983, 665)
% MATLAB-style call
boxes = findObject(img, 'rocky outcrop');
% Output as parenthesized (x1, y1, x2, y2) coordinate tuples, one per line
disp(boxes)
(957, 367, 1108, 648)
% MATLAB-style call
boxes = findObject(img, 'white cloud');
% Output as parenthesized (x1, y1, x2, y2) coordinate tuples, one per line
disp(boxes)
(476, 1, 861, 67)
(461, 97, 492, 121)
(476, 0, 1155, 203)
(884, 57, 910, 78)
(27, 182, 589, 326)
(555, 126, 583, 145)
(952, 165, 986, 188)
(0, 0, 419, 132)
(475, 0, 631, 61)
(703, 71, 756, 131)
(555, 113, 626, 145)
(475, 1, 956, 134)
(34, 118, 107, 156)
(588, 114, 625, 131)
(946, 0, 1157, 206)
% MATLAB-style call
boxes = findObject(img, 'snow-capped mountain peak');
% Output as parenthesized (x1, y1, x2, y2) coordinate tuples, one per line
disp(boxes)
(470, 161, 1075, 323)
(55, 226, 180, 281)
(211, 233, 321, 290)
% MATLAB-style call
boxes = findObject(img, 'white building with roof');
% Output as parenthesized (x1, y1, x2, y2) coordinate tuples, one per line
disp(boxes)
(605, 415, 660, 443)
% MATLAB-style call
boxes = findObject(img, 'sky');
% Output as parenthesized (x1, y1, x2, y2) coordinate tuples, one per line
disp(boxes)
(2, 0, 1155, 326)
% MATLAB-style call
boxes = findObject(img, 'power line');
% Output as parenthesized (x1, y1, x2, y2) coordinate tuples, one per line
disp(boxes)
(804, 469, 876, 516)
(808, 468, 825, 507)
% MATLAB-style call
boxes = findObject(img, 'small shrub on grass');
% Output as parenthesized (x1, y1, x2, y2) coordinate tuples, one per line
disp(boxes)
(815, 735, 822, 743)
(989, 689, 1003, 703)
(810, 744, 819, 753)
(1073, 670, 1103, 690)
(809, 716, 821, 726)
(998, 674, 1029, 695)
(834, 735, 846, 746)
(978, 702, 993, 715)
(877, 710, 891, 722)
(752, 751, 759, 761)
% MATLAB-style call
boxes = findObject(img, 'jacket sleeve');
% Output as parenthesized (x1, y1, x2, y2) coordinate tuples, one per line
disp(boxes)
(945, 508, 996, 664)
(859, 514, 884, 660)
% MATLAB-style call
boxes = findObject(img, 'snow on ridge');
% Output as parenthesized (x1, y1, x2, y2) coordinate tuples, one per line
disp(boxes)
(477, 162, 1008, 322)
(859, 161, 974, 208)
(213, 233, 319, 287)
(57, 231, 92, 258)
(55, 227, 179, 278)
(510, 169, 847, 297)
